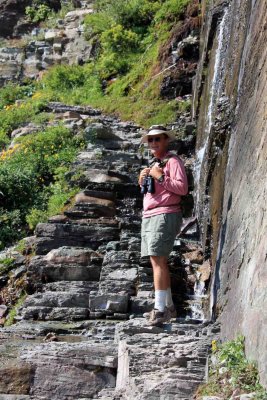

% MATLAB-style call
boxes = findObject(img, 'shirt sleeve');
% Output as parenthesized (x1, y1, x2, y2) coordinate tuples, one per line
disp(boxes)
(161, 157, 188, 195)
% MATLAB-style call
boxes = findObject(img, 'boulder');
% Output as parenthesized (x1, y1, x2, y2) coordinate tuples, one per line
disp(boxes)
(183, 249, 204, 264)
(10, 124, 39, 139)
(75, 192, 115, 208)
(44, 246, 102, 265)
(89, 293, 129, 313)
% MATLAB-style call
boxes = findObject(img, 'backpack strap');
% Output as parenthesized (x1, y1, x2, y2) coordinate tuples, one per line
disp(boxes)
(149, 154, 175, 168)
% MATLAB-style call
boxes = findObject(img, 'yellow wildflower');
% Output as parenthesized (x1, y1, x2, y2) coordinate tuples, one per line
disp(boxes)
(211, 340, 217, 353)
(32, 92, 42, 99)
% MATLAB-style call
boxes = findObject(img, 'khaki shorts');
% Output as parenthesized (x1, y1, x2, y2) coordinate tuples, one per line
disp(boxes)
(141, 212, 182, 257)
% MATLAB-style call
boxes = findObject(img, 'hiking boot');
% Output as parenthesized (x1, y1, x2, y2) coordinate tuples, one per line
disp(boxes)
(147, 308, 171, 326)
(143, 305, 177, 320)
(168, 304, 177, 319)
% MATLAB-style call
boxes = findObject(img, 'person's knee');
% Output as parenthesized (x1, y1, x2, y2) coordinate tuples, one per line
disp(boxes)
(150, 256, 168, 269)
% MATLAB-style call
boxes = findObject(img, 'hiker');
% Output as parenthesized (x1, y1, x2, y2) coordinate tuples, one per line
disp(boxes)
(138, 125, 188, 326)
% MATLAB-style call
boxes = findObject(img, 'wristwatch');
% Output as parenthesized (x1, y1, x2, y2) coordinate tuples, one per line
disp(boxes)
(157, 174, 165, 183)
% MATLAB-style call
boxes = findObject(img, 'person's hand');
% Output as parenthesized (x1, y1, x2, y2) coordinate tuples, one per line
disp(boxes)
(150, 165, 163, 180)
(138, 167, 150, 185)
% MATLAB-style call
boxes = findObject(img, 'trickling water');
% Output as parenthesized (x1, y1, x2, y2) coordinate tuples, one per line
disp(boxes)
(207, 9, 229, 132)
(186, 269, 207, 321)
(194, 8, 230, 212)
(194, 272, 206, 297)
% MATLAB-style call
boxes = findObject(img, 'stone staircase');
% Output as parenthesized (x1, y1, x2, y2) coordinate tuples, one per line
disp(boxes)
(0, 105, 218, 399)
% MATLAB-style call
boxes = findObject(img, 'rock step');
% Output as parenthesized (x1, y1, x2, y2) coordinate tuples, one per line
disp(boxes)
(65, 203, 116, 218)
(77, 150, 140, 164)
(0, 341, 117, 399)
(2, 319, 118, 339)
(45, 102, 101, 116)
(47, 214, 119, 226)
(28, 261, 101, 282)
(44, 281, 99, 293)
(20, 306, 89, 321)
(22, 291, 90, 308)
(35, 222, 120, 239)
(0, 396, 32, 400)
(34, 222, 120, 254)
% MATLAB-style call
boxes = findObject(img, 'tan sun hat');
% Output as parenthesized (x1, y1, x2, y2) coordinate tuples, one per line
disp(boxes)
(141, 125, 176, 143)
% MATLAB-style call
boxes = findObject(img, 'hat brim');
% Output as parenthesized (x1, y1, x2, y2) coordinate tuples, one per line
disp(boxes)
(141, 129, 176, 143)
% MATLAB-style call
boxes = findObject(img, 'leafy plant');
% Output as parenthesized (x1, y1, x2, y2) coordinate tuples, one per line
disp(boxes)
(26, 166, 79, 230)
(93, 0, 161, 29)
(154, 0, 190, 23)
(17, 0, 192, 127)
(25, 2, 52, 23)
(41, 0, 74, 29)
(0, 209, 23, 250)
(0, 126, 85, 249)
(101, 24, 139, 53)
(5, 292, 27, 326)
(0, 100, 46, 143)
(0, 82, 36, 110)
(196, 336, 267, 399)
(0, 257, 15, 276)
(14, 238, 27, 255)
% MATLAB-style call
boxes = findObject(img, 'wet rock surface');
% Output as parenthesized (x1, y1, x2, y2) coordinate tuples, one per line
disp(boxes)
(0, 105, 216, 399)
(193, 0, 267, 387)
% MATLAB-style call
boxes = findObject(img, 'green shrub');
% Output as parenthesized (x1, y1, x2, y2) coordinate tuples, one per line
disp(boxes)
(101, 24, 139, 53)
(25, 2, 52, 23)
(26, 167, 79, 230)
(0, 82, 36, 110)
(0, 257, 15, 276)
(42, 0, 74, 28)
(42, 65, 87, 91)
(37, 0, 191, 125)
(14, 238, 27, 255)
(0, 130, 9, 148)
(94, 0, 161, 29)
(0, 100, 46, 141)
(0, 126, 85, 249)
(40, 64, 103, 104)
(154, 0, 190, 23)
(0, 209, 23, 249)
(84, 12, 114, 38)
(31, 112, 54, 125)
(197, 336, 267, 399)
(5, 292, 27, 326)
(98, 52, 132, 78)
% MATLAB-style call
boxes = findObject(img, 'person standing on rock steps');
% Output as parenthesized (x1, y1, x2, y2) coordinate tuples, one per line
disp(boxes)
(138, 125, 188, 326)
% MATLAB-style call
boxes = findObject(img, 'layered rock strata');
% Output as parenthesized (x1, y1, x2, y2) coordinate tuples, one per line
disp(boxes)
(0, 104, 216, 399)
(193, 0, 267, 387)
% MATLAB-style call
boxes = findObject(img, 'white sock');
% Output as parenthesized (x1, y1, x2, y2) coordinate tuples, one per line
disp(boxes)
(166, 287, 174, 307)
(154, 290, 167, 312)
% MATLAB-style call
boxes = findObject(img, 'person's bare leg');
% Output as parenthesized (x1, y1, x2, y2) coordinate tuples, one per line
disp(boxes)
(150, 256, 169, 290)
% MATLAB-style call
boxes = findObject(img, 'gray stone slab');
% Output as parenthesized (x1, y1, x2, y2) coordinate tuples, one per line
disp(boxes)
(21, 307, 89, 321)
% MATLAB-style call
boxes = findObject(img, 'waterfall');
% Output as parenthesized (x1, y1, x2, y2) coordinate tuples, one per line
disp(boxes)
(194, 8, 230, 213)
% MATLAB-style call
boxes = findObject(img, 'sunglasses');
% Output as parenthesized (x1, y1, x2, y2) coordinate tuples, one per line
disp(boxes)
(148, 137, 162, 143)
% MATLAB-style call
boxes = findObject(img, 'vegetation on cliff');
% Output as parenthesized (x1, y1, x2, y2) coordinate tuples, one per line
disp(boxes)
(34, 0, 193, 126)
(0, 126, 84, 248)
(0, 0, 194, 247)
(197, 336, 267, 399)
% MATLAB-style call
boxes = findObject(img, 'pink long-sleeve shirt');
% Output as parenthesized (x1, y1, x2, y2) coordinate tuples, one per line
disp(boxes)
(142, 153, 188, 218)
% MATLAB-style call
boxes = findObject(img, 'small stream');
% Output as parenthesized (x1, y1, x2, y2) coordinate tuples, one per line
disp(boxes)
(193, 6, 230, 217)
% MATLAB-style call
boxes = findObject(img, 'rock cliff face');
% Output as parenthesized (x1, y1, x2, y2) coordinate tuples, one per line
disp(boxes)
(193, 0, 267, 387)
(0, 0, 61, 38)
(0, 0, 266, 396)
(0, 5, 94, 86)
